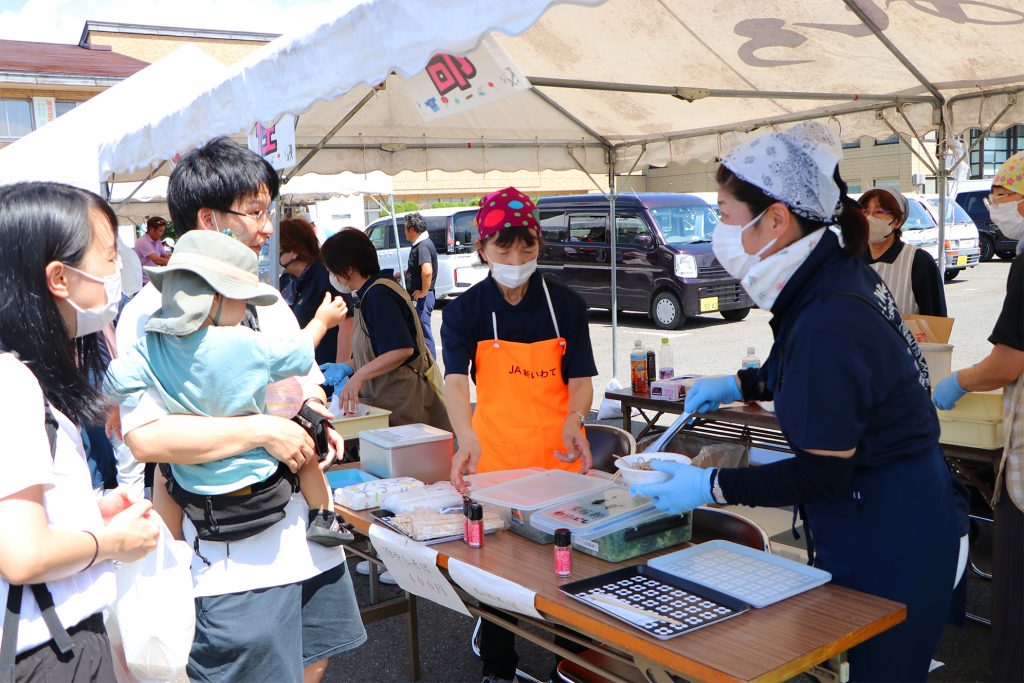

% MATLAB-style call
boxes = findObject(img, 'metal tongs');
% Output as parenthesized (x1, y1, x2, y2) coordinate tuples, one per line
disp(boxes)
(642, 409, 697, 453)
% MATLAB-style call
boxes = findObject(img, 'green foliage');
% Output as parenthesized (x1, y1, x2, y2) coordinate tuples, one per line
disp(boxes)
(430, 198, 480, 209)
(378, 201, 422, 217)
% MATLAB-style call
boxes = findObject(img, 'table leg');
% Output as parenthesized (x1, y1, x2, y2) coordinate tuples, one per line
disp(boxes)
(405, 592, 421, 681)
(621, 404, 632, 434)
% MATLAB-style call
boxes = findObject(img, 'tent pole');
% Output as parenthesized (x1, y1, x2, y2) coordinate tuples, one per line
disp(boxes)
(936, 113, 948, 281)
(283, 85, 380, 183)
(608, 154, 618, 380)
(878, 116, 937, 175)
(388, 193, 406, 290)
(114, 161, 165, 213)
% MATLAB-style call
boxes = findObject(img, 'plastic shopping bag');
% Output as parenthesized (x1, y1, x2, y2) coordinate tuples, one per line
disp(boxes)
(110, 521, 195, 683)
(596, 378, 624, 420)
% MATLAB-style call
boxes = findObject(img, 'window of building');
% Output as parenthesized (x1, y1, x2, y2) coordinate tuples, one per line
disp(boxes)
(55, 101, 78, 118)
(841, 138, 861, 149)
(873, 134, 900, 146)
(969, 125, 1024, 179)
(846, 183, 862, 194)
(873, 178, 901, 190)
(0, 99, 33, 139)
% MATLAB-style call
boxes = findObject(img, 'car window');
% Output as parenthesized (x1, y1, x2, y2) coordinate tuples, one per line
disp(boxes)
(957, 192, 990, 222)
(926, 198, 973, 224)
(615, 215, 654, 247)
(903, 200, 936, 230)
(452, 211, 479, 250)
(366, 222, 391, 249)
(648, 205, 719, 244)
(539, 210, 567, 242)
(568, 214, 607, 243)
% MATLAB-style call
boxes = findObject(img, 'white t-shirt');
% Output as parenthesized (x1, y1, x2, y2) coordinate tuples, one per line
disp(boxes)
(0, 354, 116, 653)
(117, 281, 341, 598)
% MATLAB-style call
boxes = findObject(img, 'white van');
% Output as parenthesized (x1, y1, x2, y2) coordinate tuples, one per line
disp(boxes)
(907, 193, 981, 280)
(363, 207, 488, 300)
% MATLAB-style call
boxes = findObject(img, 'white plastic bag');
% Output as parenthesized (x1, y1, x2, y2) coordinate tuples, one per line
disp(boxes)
(596, 378, 624, 420)
(110, 521, 195, 683)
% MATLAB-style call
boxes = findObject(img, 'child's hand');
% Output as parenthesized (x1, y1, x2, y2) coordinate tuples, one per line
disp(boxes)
(313, 293, 347, 329)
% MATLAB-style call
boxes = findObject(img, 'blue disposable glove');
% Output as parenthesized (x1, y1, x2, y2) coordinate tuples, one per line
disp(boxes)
(933, 371, 969, 410)
(630, 461, 715, 515)
(684, 375, 742, 414)
(319, 363, 354, 388)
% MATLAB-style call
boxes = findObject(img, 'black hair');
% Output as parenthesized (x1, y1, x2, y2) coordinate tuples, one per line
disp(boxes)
(715, 165, 867, 257)
(321, 228, 380, 279)
(477, 226, 543, 264)
(858, 188, 906, 239)
(168, 137, 280, 234)
(404, 213, 427, 234)
(0, 182, 117, 425)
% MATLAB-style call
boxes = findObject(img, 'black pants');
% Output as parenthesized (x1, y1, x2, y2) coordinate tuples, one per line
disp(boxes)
(479, 607, 586, 680)
(14, 613, 114, 683)
(993, 481, 1024, 682)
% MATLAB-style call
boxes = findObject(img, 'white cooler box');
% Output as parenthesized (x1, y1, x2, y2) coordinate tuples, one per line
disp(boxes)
(359, 424, 453, 484)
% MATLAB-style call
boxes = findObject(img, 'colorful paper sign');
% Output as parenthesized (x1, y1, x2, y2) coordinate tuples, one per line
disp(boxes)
(248, 114, 296, 171)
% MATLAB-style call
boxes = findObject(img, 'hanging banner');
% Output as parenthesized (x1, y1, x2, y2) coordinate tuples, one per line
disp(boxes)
(408, 36, 529, 122)
(248, 114, 296, 171)
(368, 524, 470, 616)
(31, 97, 56, 129)
(447, 558, 545, 620)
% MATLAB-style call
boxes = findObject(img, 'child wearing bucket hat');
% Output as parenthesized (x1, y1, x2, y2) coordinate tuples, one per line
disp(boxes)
(104, 230, 351, 549)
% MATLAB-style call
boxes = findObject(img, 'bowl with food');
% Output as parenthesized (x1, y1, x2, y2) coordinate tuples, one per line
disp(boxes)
(615, 452, 693, 487)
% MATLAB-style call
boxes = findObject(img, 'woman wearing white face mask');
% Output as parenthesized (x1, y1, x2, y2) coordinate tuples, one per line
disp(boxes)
(633, 124, 968, 682)
(319, 228, 450, 430)
(933, 150, 1024, 681)
(0, 182, 159, 681)
(440, 187, 596, 683)
(858, 188, 946, 317)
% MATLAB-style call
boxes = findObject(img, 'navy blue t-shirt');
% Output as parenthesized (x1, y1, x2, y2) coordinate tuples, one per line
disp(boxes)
(279, 261, 351, 366)
(441, 271, 597, 383)
(357, 270, 419, 362)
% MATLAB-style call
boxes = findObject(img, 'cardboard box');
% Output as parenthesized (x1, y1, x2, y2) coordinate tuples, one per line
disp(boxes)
(902, 314, 954, 344)
(650, 379, 686, 401)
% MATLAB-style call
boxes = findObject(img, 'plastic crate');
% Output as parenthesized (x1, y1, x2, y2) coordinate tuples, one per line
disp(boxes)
(329, 404, 391, 439)
(944, 391, 1003, 421)
(938, 414, 1003, 449)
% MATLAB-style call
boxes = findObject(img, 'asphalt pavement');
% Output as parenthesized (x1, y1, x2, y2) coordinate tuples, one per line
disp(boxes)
(321, 260, 1009, 682)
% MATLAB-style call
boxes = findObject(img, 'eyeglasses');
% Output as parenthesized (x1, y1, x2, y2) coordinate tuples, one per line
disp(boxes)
(984, 193, 1023, 211)
(865, 208, 894, 219)
(222, 206, 277, 225)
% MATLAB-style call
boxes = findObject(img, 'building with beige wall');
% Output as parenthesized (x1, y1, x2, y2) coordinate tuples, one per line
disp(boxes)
(80, 21, 276, 66)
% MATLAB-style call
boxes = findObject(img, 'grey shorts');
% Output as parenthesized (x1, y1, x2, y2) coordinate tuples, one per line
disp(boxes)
(187, 562, 367, 682)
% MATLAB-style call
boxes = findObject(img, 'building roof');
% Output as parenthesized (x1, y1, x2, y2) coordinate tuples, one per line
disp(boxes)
(0, 38, 148, 84)
(81, 20, 278, 46)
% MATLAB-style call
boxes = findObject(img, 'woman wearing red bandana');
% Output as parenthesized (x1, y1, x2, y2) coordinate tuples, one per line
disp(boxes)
(440, 187, 597, 683)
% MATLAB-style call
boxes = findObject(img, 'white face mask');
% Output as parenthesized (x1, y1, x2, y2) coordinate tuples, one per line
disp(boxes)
(867, 216, 895, 244)
(986, 196, 1024, 241)
(711, 211, 772, 280)
(64, 264, 122, 337)
(329, 274, 352, 294)
(489, 259, 537, 288)
(741, 227, 830, 311)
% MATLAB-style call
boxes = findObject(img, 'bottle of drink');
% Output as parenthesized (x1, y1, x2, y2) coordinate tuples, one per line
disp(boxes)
(630, 340, 649, 394)
(658, 338, 674, 379)
(646, 347, 656, 384)
(741, 346, 761, 370)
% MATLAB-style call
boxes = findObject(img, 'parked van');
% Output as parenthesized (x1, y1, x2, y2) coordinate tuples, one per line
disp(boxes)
(954, 178, 1018, 261)
(910, 193, 981, 280)
(534, 193, 753, 329)
(363, 207, 488, 299)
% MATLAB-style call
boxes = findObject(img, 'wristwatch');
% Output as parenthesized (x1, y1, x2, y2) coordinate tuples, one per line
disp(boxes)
(710, 469, 727, 505)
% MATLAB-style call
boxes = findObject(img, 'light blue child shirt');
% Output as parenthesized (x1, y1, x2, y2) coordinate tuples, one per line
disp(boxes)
(104, 326, 313, 495)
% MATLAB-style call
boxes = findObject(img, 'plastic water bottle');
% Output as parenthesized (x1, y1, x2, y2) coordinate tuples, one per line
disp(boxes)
(658, 338, 675, 379)
(630, 340, 649, 394)
(741, 346, 761, 370)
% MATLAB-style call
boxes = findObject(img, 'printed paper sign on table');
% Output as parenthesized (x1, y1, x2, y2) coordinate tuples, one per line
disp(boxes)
(408, 36, 529, 121)
(447, 558, 545, 621)
(368, 523, 470, 616)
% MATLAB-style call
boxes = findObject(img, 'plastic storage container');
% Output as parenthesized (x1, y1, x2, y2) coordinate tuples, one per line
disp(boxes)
(472, 470, 613, 543)
(531, 486, 692, 562)
(938, 415, 1004, 449)
(359, 424, 453, 483)
(920, 342, 953, 384)
(330, 404, 392, 439)
(946, 391, 1004, 421)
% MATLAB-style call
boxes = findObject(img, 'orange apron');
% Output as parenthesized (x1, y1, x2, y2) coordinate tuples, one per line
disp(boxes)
(472, 277, 582, 472)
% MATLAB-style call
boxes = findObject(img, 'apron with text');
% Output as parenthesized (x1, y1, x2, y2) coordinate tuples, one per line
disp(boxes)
(472, 277, 581, 472)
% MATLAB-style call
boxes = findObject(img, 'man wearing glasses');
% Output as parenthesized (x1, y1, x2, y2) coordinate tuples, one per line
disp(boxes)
(114, 137, 366, 683)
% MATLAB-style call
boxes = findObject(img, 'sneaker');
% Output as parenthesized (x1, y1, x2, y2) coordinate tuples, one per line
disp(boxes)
(355, 560, 397, 585)
(306, 510, 355, 547)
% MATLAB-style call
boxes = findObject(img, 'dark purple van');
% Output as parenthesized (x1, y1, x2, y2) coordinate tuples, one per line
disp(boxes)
(535, 193, 752, 329)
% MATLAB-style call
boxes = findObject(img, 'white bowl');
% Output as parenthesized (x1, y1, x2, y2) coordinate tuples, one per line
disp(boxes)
(615, 452, 693, 488)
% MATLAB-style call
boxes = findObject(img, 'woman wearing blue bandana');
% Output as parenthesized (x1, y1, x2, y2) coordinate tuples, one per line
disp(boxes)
(632, 123, 968, 682)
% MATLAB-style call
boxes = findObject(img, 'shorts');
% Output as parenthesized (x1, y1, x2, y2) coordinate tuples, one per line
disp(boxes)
(14, 613, 115, 683)
(187, 562, 367, 682)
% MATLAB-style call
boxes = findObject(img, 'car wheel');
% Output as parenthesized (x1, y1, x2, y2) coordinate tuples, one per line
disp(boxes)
(979, 235, 995, 262)
(998, 250, 1018, 260)
(720, 307, 751, 322)
(650, 291, 686, 330)
(944, 268, 962, 282)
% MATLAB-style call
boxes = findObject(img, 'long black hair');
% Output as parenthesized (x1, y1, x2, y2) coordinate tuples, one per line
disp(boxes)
(716, 165, 868, 257)
(0, 182, 117, 425)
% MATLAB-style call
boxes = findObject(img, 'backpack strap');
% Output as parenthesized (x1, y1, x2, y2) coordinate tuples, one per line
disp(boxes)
(0, 398, 75, 681)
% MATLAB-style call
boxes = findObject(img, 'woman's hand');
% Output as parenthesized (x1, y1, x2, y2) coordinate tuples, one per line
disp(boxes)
(451, 433, 483, 495)
(555, 417, 592, 473)
(97, 487, 139, 523)
(259, 415, 316, 473)
(98, 500, 160, 563)
(313, 293, 348, 330)
(338, 372, 365, 416)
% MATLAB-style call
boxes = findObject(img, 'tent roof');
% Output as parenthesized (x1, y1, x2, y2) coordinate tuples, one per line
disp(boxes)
(99, 0, 1024, 181)
(110, 171, 393, 204)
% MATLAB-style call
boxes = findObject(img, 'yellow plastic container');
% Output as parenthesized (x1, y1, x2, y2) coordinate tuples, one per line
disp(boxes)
(330, 404, 391, 439)
(938, 414, 1004, 449)
(945, 391, 1003, 421)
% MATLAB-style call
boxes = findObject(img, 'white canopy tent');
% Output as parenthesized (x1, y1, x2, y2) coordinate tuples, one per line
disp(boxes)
(96, 0, 1024, 375)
